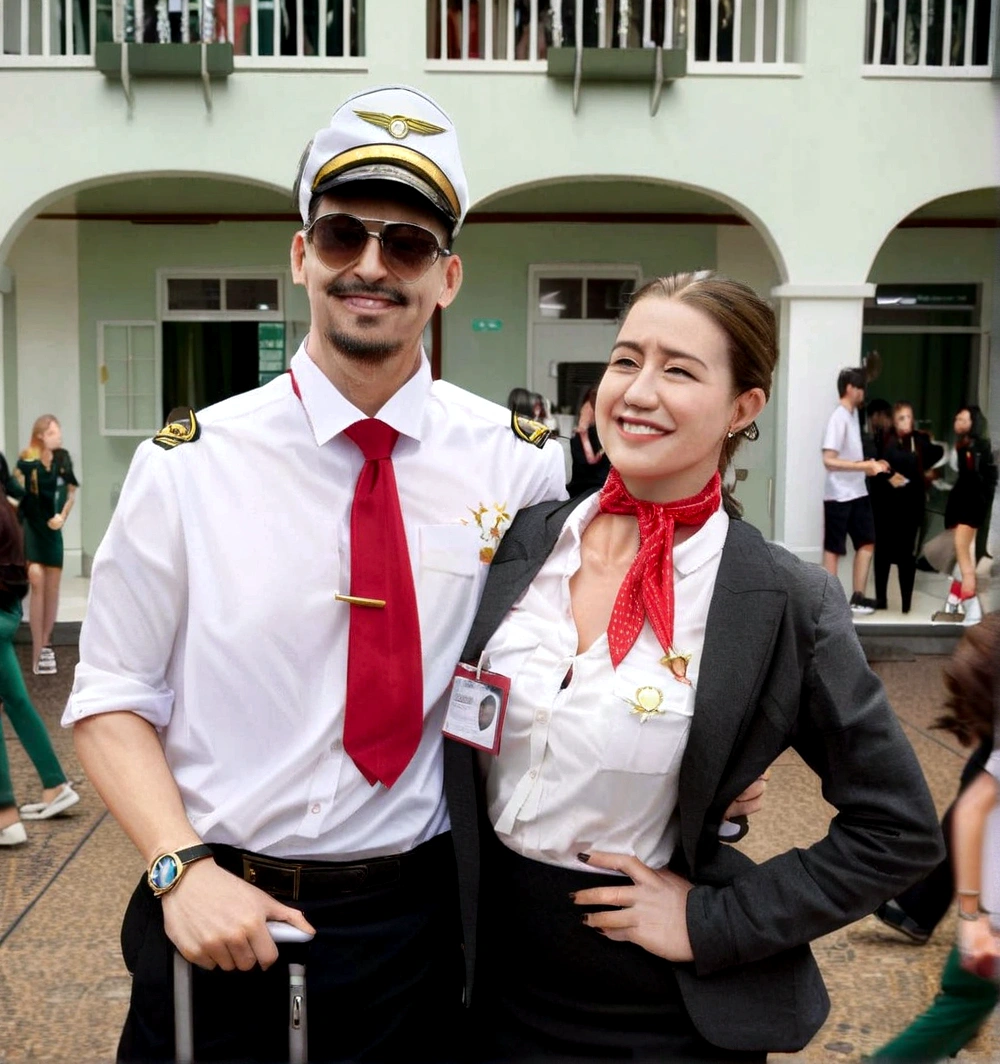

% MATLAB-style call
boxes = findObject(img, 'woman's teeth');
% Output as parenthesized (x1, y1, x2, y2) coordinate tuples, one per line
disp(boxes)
(621, 422, 664, 436)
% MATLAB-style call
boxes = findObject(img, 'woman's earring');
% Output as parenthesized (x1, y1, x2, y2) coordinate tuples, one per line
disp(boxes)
(726, 431, 735, 439)
(742, 422, 760, 441)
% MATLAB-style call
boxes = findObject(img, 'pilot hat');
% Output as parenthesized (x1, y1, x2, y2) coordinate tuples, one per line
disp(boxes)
(296, 84, 469, 235)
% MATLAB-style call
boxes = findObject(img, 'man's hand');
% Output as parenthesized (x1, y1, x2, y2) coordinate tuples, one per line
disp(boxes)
(162, 859, 315, 972)
(864, 459, 890, 477)
(572, 852, 694, 962)
(724, 771, 769, 821)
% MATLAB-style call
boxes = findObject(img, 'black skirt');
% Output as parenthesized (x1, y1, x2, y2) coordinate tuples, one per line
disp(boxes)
(474, 839, 765, 1063)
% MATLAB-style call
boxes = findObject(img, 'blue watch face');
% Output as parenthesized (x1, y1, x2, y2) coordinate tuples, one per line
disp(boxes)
(150, 854, 179, 890)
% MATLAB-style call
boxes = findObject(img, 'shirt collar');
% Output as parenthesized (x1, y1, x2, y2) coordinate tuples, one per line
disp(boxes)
(290, 344, 432, 447)
(562, 491, 729, 577)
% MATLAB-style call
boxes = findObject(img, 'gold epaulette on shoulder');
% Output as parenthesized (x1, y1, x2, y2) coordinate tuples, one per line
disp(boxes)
(510, 411, 555, 449)
(153, 409, 200, 451)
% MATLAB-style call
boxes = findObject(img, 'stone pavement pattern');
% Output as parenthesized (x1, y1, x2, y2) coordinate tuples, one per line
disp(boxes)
(1, 646, 998, 1062)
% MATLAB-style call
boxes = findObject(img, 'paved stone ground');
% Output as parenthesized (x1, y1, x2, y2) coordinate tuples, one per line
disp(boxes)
(0, 646, 997, 1062)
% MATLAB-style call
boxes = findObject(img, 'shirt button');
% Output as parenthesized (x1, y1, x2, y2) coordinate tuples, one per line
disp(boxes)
(535, 711, 548, 723)
(310, 803, 321, 814)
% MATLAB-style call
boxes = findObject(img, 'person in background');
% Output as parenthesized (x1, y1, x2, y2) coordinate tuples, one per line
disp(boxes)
(864, 399, 894, 607)
(875, 401, 944, 613)
(506, 387, 535, 418)
(446, 272, 942, 1062)
(822, 368, 890, 615)
(933, 405, 997, 626)
(567, 385, 610, 498)
(870, 614, 1000, 1062)
(0, 493, 79, 847)
(15, 415, 78, 676)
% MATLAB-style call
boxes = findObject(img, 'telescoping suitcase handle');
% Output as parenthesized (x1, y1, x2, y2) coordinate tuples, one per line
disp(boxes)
(174, 921, 316, 1064)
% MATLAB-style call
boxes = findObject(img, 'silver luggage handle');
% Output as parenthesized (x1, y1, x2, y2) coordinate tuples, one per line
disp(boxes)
(173, 922, 316, 1063)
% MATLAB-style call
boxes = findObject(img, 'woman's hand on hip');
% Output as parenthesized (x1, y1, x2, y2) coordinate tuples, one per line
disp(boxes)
(47, 514, 64, 530)
(572, 851, 694, 962)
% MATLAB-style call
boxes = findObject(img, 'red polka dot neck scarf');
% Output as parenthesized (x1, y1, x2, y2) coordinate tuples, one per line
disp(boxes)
(597, 469, 722, 667)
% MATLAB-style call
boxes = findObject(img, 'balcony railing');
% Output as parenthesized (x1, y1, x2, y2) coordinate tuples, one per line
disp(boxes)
(426, 0, 800, 73)
(864, 0, 996, 77)
(0, 0, 363, 65)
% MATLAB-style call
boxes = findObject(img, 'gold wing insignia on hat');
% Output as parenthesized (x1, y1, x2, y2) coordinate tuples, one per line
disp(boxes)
(354, 111, 447, 140)
(510, 412, 554, 449)
(152, 409, 201, 451)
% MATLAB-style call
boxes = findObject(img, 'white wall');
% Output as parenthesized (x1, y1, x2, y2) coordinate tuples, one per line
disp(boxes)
(7, 220, 83, 575)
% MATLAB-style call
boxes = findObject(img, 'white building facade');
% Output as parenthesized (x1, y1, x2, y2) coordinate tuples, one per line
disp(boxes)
(0, 0, 997, 572)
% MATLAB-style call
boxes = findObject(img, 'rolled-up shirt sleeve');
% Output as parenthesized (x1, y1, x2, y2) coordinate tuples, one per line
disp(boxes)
(63, 442, 187, 729)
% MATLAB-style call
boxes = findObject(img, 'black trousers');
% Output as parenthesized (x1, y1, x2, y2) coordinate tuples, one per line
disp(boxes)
(118, 834, 465, 1063)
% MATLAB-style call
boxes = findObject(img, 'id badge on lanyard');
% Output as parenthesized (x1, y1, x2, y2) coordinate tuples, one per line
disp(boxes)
(442, 661, 510, 755)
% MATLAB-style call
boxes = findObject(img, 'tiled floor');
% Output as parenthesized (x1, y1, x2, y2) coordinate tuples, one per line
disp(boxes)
(1, 647, 998, 1062)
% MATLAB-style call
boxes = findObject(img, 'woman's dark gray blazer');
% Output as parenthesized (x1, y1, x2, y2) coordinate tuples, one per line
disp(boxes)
(444, 494, 945, 1053)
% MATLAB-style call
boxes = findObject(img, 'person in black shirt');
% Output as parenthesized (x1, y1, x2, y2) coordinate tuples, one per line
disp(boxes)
(875, 402, 944, 613)
(567, 386, 610, 497)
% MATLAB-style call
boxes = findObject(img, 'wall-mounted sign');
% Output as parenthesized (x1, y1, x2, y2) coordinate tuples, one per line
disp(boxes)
(472, 319, 503, 332)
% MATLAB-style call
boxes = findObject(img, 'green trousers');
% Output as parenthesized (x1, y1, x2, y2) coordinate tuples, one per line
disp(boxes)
(0, 602, 66, 809)
(868, 945, 999, 1061)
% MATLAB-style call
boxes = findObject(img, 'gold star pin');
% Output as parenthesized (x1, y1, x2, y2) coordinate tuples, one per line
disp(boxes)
(354, 111, 447, 140)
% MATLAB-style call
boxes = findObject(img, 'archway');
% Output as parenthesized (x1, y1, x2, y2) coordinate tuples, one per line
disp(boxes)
(1, 172, 305, 577)
(449, 174, 786, 535)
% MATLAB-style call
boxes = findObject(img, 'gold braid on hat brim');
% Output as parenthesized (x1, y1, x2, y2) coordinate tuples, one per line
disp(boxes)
(312, 145, 461, 221)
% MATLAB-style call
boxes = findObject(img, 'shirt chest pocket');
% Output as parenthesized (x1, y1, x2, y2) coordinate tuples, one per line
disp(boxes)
(418, 524, 482, 577)
(597, 674, 696, 776)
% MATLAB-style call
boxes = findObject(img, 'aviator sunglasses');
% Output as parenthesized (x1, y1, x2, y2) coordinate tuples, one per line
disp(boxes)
(303, 212, 453, 284)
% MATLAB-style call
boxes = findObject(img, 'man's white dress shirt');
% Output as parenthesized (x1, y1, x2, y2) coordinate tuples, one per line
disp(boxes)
(482, 495, 729, 872)
(64, 347, 565, 860)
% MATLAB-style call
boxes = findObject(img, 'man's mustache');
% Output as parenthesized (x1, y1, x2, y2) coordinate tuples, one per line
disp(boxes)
(326, 280, 408, 306)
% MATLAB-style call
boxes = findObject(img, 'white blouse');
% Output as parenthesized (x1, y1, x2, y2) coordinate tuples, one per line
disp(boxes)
(482, 494, 729, 872)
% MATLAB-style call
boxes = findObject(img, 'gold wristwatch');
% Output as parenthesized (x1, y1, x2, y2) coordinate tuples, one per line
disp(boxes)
(147, 844, 213, 897)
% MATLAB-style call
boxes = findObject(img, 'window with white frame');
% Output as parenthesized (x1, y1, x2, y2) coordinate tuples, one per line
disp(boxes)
(99, 321, 160, 437)
(161, 272, 284, 320)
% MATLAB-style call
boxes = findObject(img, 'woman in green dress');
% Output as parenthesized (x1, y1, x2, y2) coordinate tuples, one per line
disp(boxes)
(16, 415, 79, 676)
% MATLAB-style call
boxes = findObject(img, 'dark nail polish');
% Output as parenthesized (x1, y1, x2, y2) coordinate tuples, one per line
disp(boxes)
(568, 892, 577, 901)
(577, 852, 591, 864)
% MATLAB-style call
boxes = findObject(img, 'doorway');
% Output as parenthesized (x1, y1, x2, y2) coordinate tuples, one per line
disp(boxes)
(161, 321, 266, 420)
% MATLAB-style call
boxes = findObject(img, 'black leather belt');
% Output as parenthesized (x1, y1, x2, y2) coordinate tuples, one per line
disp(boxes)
(238, 851, 400, 900)
(208, 834, 451, 903)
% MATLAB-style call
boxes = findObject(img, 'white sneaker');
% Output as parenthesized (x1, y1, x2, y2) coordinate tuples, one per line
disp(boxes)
(32, 656, 56, 675)
(0, 821, 27, 846)
(39, 646, 54, 660)
(962, 597, 983, 627)
(19, 783, 80, 820)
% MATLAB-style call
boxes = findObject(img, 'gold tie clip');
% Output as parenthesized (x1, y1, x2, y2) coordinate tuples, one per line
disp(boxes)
(335, 593, 386, 608)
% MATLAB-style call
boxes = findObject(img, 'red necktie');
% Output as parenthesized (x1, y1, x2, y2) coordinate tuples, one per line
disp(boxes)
(342, 419, 423, 788)
(598, 470, 722, 667)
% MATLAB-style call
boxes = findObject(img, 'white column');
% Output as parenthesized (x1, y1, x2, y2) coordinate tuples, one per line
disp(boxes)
(770, 283, 874, 563)
(0, 264, 9, 454)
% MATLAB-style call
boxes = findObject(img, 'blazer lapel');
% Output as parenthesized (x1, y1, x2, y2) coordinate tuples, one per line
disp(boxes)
(678, 521, 787, 869)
